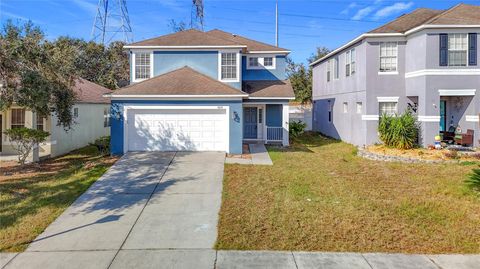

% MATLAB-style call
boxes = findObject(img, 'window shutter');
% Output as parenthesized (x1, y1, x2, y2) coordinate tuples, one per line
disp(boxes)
(439, 34, 448, 66)
(469, 33, 477, 66)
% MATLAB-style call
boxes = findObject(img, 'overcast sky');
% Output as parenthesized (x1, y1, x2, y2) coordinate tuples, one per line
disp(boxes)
(1, 0, 477, 64)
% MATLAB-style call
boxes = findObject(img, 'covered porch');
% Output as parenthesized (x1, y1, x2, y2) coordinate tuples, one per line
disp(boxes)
(242, 102, 289, 146)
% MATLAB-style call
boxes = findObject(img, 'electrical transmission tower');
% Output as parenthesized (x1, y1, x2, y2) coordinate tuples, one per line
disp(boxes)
(91, 0, 133, 45)
(191, 0, 204, 31)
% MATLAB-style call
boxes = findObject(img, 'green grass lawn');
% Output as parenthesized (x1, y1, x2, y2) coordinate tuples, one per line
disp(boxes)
(217, 133, 480, 253)
(0, 146, 117, 252)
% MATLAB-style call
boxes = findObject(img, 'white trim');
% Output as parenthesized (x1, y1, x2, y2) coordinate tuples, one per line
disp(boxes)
(131, 51, 154, 83)
(123, 105, 230, 154)
(438, 89, 476, 96)
(282, 104, 289, 146)
(310, 24, 480, 67)
(377, 96, 399, 102)
(361, 115, 379, 121)
(247, 96, 295, 100)
(466, 115, 480, 122)
(125, 45, 246, 49)
(247, 50, 290, 54)
(418, 115, 441, 122)
(218, 50, 241, 83)
(378, 71, 399, 75)
(246, 54, 276, 70)
(406, 69, 480, 78)
(107, 94, 247, 99)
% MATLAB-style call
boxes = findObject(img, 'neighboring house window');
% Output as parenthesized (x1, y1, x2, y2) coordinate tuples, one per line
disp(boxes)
(263, 57, 273, 67)
(134, 52, 151, 81)
(448, 33, 468, 66)
(346, 49, 355, 76)
(220, 52, 238, 81)
(334, 56, 339, 79)
(343, 102, 348, 113)
(356, 102, 362, 114)
(379, 102, 397, 116)
(248, 57, 259, 67)
(11, 108, 25, 129)
(328, 101, 333, 123)
(379, 42, 397, 72)
(103, 108, 110, 127)
(326, 60, 331, 82)
(73, 107, 79, 118)
(36, 113, 45, 131)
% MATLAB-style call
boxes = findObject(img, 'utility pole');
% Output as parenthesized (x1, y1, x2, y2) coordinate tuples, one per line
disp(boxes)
(91, 0, 133, 44)
(191, 0, 205, 31)
(275, 0, 279, 46)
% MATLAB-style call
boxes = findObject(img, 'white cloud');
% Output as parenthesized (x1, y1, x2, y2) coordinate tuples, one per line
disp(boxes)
(352, 6, 375, 20)
(374, 2, 414, 20)
(340, 2, 357, 15)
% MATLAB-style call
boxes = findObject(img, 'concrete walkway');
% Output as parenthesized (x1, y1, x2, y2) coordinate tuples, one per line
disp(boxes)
(2, 151, 225, 269)
(225, 143, 273, 165)
(2, 250, 479, 269)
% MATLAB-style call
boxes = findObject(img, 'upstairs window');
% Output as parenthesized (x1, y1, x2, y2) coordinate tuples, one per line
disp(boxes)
(11, 108, 25, 129)
(448, 33, 468, 66)
(263, 57, 273, 67)
(350, 48, 356, 74)
(248, 57, 259, 67)
(134, 52, 151, 81)
(326, 60, 331, 82)
(343, 102, 348, 113)
(379, 42, 397, 72)
(346, 48, 356, 77)
(334, 56, 339, 79)
(220, 52, 238, 81)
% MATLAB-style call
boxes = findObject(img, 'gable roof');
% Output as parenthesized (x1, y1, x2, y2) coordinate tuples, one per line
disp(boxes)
(125, 29, 289, 53)
(369, 4, 480, 34)
(73, 78, 112, 104)
(207, 29, 289, 53)
(110, 66, 247, 97)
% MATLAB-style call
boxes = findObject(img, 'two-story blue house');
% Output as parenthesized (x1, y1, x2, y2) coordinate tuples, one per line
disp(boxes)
(108, 29, 294, 155)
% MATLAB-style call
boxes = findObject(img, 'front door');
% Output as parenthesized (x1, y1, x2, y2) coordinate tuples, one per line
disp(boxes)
(243, 107, 257, 139)
(440, 100, 446, 132)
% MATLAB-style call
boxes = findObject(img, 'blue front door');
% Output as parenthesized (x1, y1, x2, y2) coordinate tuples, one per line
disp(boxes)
(244, 107, 258, 139)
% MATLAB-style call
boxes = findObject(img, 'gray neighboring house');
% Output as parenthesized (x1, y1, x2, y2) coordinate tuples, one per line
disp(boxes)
(311, 3, 480, 147)
(0, 78, 112, 160)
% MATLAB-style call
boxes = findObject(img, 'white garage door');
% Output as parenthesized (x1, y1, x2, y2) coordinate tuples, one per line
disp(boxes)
(126, 108, 228, 152)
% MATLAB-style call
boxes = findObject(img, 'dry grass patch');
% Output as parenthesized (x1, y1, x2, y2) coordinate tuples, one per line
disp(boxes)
(217, 133, 480, 253)
(367, 144, 480, 161)
(0, 146, 118, 252)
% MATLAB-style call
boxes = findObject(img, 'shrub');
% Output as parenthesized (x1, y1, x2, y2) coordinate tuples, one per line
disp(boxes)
(289, 120, 307, 138)
(92, 136, 110, 155)
(444, 149, 459, 159)
(378, 110, 419, 149)
(4, 127, 50, 165)
(465, 168, 480, 191)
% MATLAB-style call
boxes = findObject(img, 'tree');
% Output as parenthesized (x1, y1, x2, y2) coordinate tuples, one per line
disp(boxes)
(168, 19, 187, 33)
(0, 21, 77, 128)
(286, 47, 330, 104)
(4, 128, 50, 165)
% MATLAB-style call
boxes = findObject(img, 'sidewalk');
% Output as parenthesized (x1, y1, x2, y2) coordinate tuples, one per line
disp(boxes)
(2, 250, 479, 269)
(225, 143, 273, 165)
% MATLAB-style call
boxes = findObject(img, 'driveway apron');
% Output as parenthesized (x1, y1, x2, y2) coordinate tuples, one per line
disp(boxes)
(4, 152, 224, 269)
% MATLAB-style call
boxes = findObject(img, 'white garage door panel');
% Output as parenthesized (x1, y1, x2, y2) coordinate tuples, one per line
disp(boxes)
(127, 108, 227, 152)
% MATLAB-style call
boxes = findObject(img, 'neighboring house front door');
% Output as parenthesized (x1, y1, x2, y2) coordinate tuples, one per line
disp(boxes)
(244, 107, 258, 139)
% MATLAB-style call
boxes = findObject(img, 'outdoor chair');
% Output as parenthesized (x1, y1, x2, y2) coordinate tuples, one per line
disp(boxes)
(455, 129, 474, 146)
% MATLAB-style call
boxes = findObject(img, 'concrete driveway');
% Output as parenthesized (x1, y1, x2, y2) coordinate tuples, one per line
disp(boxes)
(3, 151, 224, 269)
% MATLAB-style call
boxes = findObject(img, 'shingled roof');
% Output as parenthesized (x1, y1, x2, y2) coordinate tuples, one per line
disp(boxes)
(126, 29, 289, 53)
(369, 4, 480, 34)
(243, 80, 295, 99)
(73, 78, 111, 104)
(110, 67, 247, 96)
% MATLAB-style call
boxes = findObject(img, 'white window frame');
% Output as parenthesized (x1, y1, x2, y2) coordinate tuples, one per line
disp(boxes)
(246, 55, 276, 70)
(132, 51, 154, 82)
(326, 60, 331, 82)
(356, 102, 362, 114)
(103, 107, 110, 128)
(73, 107, 79, 118)
(346, 48, 356, 76)
(447, 33, 468, 67)
(334, 56, 339, 79)
(343, 102, 348, 113)
(379, 42, 398, 74)
(218, 50, 240, 82)
(379, 101, 398, 116)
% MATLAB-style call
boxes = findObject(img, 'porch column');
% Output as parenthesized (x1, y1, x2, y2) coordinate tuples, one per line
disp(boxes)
(25, 110, 40, 162)
(282, 104, 289, 146)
